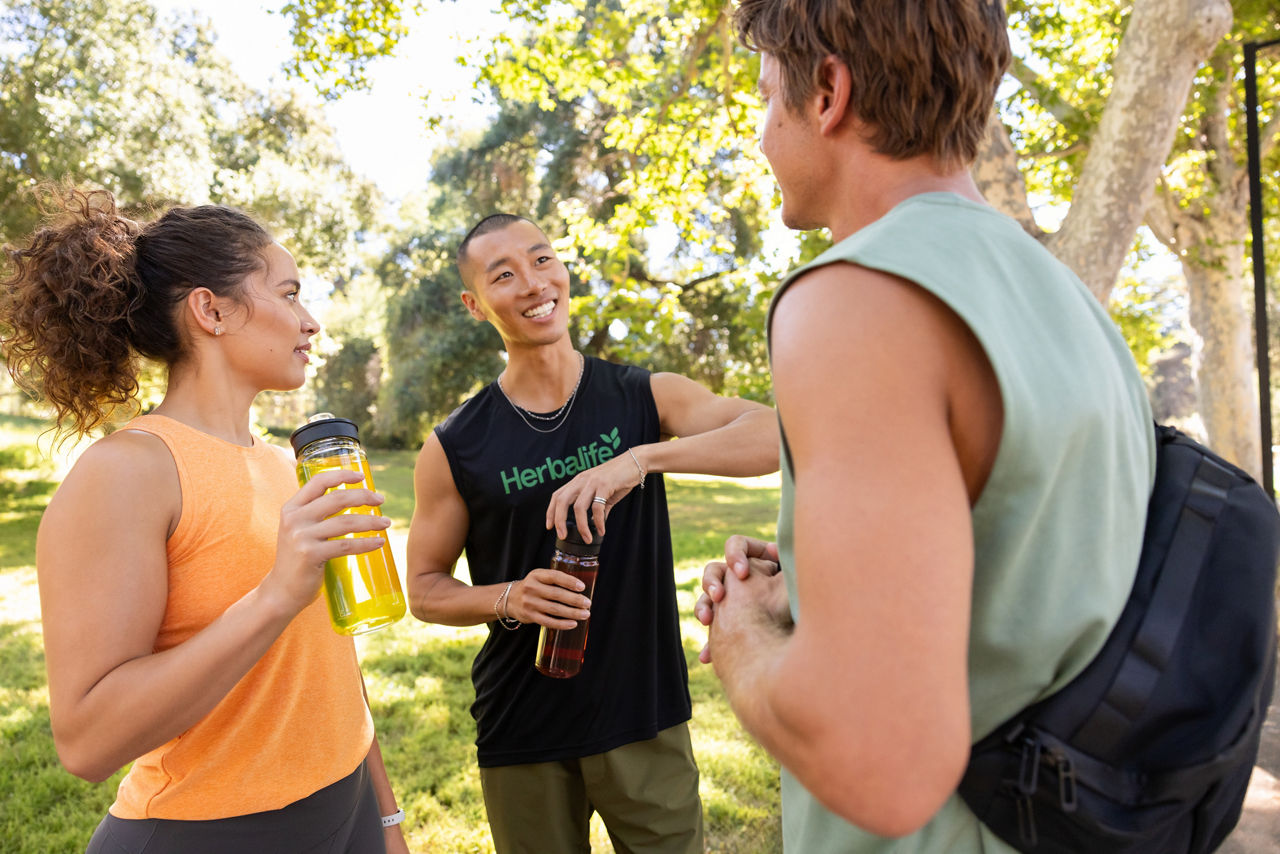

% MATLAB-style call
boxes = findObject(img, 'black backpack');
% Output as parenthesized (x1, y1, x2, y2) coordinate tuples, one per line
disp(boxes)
(959, 423, 1280, 853)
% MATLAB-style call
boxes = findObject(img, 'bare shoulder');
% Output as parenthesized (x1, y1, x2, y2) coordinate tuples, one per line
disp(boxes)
(59, 428, 177, 492)
(44, 428, 180, 535)
(775, 262, 951, 335)
(773, 260, 1001, 499)
(649, 371, 770, 439)
(774, 261, 986, 376)
(648, 371, 711, 403)
(407, 430, 469, 564)
(413, 431, 461, 496)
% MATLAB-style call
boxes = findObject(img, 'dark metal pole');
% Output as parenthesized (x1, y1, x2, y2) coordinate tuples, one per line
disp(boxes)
(1245, 38, 1280, 499)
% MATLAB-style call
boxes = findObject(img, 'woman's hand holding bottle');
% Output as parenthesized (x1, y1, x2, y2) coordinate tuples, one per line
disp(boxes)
(265, 469, 391, 616)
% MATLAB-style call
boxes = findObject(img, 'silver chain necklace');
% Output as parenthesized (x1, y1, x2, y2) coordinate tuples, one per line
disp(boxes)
(496, 352, 585, 434)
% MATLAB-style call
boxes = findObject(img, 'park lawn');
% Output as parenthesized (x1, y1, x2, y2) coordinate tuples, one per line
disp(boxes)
(0, 416, 784, 853)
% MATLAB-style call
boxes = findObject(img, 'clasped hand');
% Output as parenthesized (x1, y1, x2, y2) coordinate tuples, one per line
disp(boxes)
(696, 535, 790, 664)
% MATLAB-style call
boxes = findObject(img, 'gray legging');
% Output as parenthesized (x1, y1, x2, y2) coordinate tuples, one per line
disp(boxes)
(85, 759, 384, 854)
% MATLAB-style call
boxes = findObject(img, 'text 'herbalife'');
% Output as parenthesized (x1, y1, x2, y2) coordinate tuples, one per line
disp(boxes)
(500, 428, 624, 495)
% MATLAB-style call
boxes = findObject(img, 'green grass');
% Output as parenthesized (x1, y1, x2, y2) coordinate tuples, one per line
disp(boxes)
(0, 418, 784, 853)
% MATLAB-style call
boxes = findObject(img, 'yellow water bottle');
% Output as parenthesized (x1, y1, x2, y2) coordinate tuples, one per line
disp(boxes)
(290, 414, 406, 635)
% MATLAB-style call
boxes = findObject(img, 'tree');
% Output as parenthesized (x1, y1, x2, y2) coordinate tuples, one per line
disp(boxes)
(360, 190, 506, 445)
(0, 0, 379, 276)
(288, 0, 780, 407)
(1145, 11, 1280, 480)
(283, 0, 1269, 470)
(984, 0, 1278, 477)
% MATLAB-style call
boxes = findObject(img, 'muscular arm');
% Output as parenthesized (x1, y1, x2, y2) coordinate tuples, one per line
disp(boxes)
(406, 433, 590, 630)
(643, 372, 778, 479)
(708, 263, 999, 837)
(39, 431, 389, 782)
(546, 372, 780, 540)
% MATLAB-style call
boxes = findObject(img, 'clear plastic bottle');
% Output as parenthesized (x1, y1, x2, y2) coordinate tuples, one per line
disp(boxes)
(535, 517, 602, 678)
(290, 414, 406, 636)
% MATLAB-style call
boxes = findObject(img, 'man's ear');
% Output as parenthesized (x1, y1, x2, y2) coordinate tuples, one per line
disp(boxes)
(460, 290, 487, 322)
(185, 286, 223, 335)
(815, 55, 852, 136)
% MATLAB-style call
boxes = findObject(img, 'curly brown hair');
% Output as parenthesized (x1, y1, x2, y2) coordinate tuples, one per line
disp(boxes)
(0, 185, 272, 439)
(733, 0, 1011, 171)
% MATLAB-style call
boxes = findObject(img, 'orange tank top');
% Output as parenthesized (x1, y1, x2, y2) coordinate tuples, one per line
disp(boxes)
(109, 415, 374, 820)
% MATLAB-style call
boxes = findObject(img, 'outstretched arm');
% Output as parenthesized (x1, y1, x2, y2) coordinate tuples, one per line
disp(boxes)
(546, 372, 779, 541)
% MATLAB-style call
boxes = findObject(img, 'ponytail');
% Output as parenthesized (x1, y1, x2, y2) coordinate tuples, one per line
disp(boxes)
(1, 187, 146, 438)
(0, 185, 273, 439)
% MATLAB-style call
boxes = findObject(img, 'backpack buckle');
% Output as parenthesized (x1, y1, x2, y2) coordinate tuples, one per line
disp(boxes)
(1014, 736, 1042, 846)
(1047, 748, 1078, 812)
(1017, 736, 1041, 795)
(1015, 789, 1038, 847)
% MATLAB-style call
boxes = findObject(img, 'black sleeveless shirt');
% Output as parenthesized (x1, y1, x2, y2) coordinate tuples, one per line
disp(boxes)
(434, 357, 692, 767)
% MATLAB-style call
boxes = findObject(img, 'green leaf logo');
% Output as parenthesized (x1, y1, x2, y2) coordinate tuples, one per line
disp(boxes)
(601, 427, 621, 450)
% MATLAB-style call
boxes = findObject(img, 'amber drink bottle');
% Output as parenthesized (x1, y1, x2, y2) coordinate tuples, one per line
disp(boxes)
(535, 517, 602, 678)
(290, 414, 406, 636)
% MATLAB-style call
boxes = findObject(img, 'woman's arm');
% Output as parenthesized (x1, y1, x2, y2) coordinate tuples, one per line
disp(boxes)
(39, 430, 391, 782)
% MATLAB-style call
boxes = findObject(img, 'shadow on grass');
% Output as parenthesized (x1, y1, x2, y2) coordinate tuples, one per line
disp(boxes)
(353, 620, 782, 853)
(683, 636, 784, 854)
(0, 414, 51, 433)
(366, 449, 421, 528)
(0, 479, 56, 571)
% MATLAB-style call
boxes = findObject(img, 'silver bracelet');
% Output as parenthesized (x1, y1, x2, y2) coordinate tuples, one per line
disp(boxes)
(627, 446, 646, 490)
(494, 580, 520, 630)
(381, 808, 405, 827)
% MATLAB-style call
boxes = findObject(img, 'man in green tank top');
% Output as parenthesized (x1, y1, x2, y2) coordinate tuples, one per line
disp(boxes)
(695, 2, 1155, 852)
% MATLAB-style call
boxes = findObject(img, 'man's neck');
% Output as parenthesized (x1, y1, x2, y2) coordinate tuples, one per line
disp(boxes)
(817, 138, 986, 242)
(499, 341, 583, 413)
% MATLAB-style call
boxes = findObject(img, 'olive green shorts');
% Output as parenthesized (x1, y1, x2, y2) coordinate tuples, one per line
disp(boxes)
(479, 722, 704, 854)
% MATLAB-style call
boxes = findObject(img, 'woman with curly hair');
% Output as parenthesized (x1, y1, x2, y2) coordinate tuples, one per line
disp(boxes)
(1, 187, 409, 854)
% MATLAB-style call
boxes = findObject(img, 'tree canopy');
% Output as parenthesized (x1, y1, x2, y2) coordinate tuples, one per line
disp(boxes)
(0, 0, 379, 274)
(4, 0, 1277, 463)
(281, 0, 1279, 466)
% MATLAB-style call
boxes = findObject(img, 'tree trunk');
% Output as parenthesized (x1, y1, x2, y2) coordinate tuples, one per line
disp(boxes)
(1180, 231, 1263, 479)
(1045, 0, 1232, 302)
(1141, 40, 1274, 479)
(973, 112, 1041, 238)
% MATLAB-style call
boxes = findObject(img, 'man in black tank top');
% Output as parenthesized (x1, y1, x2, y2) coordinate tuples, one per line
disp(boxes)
(404, 214, 779, 853)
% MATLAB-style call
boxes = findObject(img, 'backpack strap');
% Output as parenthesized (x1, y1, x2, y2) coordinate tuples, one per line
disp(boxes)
(1066, 451, 1234, 756)
(1034, 700, 1264, 806)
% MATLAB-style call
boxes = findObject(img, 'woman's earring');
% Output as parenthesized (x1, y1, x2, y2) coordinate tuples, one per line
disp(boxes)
(214, 326, 223, 336)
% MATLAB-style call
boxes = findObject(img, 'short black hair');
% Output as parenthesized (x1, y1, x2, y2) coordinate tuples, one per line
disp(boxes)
(456, 213, 535, 289)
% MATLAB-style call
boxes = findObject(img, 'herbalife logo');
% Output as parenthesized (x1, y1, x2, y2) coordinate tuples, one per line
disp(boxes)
(501, 427, 624, 495)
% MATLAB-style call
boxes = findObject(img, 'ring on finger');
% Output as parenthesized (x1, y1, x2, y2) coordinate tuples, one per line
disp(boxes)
(592, 496, 608, 505)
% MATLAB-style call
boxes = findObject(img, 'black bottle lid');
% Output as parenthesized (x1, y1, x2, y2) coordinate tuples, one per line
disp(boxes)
(555, 515, 603, 557)
(289, 413, 361, 458)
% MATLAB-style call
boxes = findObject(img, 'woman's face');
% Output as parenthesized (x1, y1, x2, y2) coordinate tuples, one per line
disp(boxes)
(220, 242, 320, 392)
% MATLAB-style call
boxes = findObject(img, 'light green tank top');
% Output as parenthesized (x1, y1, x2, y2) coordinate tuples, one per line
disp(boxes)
(767, 193, 1156, 853)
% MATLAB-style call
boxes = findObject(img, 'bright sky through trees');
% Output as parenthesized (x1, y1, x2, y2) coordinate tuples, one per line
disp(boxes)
(150, 0, 503, 197)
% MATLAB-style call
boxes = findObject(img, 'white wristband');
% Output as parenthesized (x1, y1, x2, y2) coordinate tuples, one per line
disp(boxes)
(381, 808, 405, 828)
